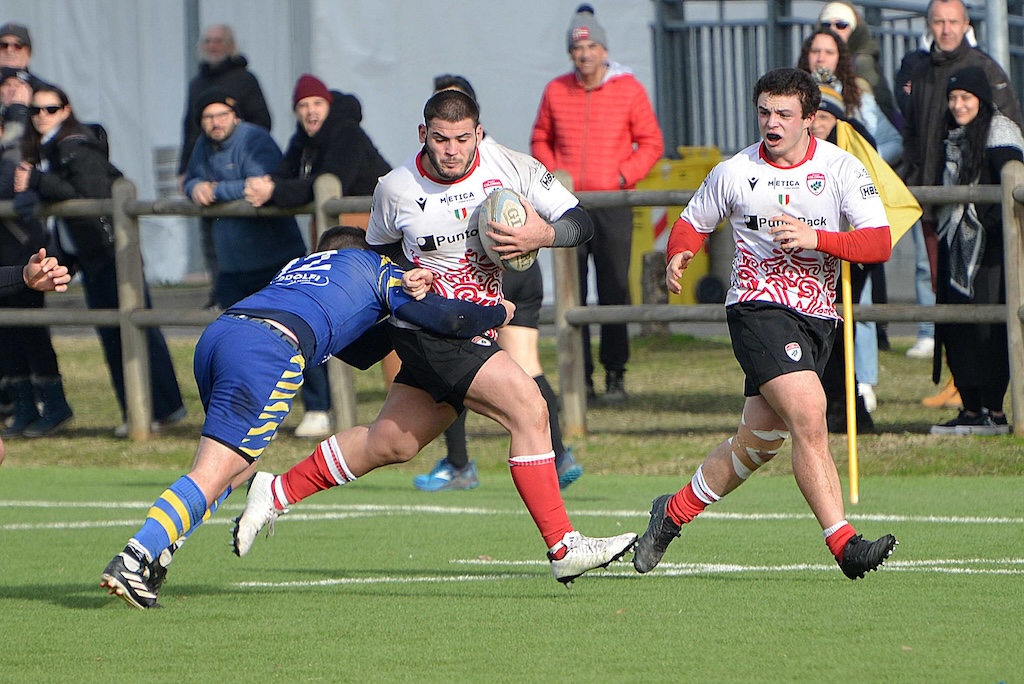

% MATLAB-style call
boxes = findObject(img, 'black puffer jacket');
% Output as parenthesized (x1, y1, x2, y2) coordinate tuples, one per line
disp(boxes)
(27, 125, 123, 273)
(269, 90, 390, 206)
(177, 54, 271, 174)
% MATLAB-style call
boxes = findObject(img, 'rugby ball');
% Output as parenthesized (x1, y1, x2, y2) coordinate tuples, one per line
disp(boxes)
(478, 189, 538, 272)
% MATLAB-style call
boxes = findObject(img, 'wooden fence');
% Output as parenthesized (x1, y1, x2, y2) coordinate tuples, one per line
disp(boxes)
(1, 167, 1022, 438)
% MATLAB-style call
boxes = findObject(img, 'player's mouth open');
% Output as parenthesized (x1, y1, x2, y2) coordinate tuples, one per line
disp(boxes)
(765, 133, 782, 142)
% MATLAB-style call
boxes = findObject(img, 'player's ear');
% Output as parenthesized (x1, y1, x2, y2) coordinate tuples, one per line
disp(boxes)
(476, 123, 483, 141)
(418, 123, 428, 144)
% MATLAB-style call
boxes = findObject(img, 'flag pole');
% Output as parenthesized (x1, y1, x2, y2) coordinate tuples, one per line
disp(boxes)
(841, 261, 859, 505)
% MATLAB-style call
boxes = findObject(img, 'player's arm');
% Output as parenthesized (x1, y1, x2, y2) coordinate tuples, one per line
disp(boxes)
(487, 202, 593, 259)
(768, 214, 891, 263)
(371, 241, 414, 269)
(393, 294, 513, 338)
(665, 218, 709, 295)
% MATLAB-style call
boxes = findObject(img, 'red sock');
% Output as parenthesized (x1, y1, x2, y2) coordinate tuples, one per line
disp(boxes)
(825, 522, 858, 561)
(666, 483, 707, 525)
(509, 454, 573, 552)
(280, 438, 353, 506)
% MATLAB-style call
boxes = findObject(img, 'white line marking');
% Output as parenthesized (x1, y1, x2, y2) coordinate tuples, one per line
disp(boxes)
(2, 500, 1021, 529)
(235, 556, 1024, 589)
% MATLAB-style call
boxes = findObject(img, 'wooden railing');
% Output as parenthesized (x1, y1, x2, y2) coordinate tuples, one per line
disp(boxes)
(1, 166, 1022, 438)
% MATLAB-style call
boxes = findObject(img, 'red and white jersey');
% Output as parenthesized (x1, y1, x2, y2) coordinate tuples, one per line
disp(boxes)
(367, 138, 578, 322)
(680, 136, 888, 319)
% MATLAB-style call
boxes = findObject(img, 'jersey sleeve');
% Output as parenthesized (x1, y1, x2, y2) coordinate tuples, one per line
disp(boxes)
(516, 150, 579, 222)
(392, 293, 508, 338)
(678, 163, 732, 234)
(366, 179, 404, 246)
(837, 156, 890, 232)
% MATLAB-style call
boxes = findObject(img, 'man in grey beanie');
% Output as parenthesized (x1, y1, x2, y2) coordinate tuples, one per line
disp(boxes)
(532, 3, 663, 404)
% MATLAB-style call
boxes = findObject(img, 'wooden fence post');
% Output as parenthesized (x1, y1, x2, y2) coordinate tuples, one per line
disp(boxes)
(313, 174, 358, 431)
(1001, 161, 1024, 435)
(553, 171, 586, 437)
(112, 178, 153, 439)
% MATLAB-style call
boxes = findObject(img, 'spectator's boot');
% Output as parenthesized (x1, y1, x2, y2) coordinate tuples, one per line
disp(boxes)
(22, 375, 73, 438)
(1, 376, 40, 438)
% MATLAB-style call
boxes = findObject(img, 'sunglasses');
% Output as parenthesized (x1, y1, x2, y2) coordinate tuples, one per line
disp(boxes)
(820, 20, 850, 30)
(29, 105, 64, 115)
(0, 40, 27, 50)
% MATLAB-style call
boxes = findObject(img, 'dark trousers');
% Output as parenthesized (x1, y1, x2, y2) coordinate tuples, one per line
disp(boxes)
(577, 206, 633, 378)
(81, 262, 184, 420)
(0, 288, 61, 377)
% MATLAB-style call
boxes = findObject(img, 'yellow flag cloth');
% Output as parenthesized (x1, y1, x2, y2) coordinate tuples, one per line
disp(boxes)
(834, 120, 921, 246)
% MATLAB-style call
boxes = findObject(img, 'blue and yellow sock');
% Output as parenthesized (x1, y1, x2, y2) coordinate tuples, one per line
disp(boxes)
(129, 475, 209, 562)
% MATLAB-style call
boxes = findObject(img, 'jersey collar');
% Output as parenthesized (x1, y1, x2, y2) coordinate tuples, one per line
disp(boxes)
(758, 134, 816, 169)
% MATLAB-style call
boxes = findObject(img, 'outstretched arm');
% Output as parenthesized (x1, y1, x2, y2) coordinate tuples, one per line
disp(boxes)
(394, 294, 514, 338)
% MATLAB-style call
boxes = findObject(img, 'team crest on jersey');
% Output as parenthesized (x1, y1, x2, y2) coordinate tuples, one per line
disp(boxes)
(785, 342, 802, 362)
(471, 336, 492, 347)
(483, 179, 503, 192)
(806, 173, 825, 195)
(778, 194, 790, 206)
(453, 207, 468, 220)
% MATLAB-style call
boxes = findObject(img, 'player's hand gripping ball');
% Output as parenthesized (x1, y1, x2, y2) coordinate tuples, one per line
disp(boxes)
(478, 189, 538, 272)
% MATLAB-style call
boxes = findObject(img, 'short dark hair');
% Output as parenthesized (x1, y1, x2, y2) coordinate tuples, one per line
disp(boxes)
(317, 225, 369, 252)
(753, 68, 821, 118)
(423, 89, 479, 128)
(433, 74, 477, 103)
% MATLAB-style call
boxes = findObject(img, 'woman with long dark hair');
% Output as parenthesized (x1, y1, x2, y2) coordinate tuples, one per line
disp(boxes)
(930, 66, 1024, 436)
(14, 84, 186, 435)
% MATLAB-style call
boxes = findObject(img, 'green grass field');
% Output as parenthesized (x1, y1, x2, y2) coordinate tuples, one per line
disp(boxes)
(1, 332, 1022, 682)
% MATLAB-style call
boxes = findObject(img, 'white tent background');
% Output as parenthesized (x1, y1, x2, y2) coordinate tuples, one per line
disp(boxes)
(2, 0, 656, 284)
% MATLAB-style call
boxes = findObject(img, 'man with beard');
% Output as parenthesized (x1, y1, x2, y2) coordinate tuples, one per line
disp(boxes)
(183, 89, 306, 309)
(244, 73, 392, 438)
(233, 89, 638, 585)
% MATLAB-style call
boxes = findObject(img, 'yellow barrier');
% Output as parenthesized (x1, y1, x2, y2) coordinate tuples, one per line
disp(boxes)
(631, 147, 721, 304)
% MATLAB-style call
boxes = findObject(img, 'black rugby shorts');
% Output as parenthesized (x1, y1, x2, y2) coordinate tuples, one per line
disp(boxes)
(727, 301, 836, 397)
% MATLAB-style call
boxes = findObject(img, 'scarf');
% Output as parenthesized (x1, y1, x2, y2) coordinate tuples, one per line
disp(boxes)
(937, 126, 985, 297)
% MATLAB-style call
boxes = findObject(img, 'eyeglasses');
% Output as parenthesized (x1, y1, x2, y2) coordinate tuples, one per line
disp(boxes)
(29, 105, 63, 115)
(0, 40, 26, 51)
(820, 20, 850, 30)
(201, 109, 234, 123)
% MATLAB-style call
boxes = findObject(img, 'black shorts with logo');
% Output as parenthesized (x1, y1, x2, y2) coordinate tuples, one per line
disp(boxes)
(727, 301, 837, 397)
(389, 326, 502, 412)
(502, 261, 543, 329)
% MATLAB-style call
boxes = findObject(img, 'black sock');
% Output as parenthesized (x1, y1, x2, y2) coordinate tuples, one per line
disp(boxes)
(534, 375, 566, 457)
(443, 411, 470, 469)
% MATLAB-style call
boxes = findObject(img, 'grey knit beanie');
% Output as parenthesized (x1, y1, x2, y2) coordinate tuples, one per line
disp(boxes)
(567, 4, 607, 51)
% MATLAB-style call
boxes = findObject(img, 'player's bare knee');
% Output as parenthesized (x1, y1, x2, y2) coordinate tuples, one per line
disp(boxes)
(729, 422, 788, 480)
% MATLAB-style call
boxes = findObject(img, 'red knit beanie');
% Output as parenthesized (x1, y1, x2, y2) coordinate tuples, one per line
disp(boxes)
(292, 74, 332, 108)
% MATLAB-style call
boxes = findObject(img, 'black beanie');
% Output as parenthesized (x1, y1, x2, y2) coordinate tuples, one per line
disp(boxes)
(195, 88, 238, 124)
(947, 65, 993, 108)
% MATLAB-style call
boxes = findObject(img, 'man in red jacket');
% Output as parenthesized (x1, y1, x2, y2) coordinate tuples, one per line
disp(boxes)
(531, 4, 663, 403)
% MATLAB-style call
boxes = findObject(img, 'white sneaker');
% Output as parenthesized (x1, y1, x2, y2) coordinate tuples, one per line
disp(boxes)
(232, 472, 287, 557)
(548, 530, 638, 585)
(294, 410, 332, 438)
(858, 383, 877, 413)
(905, 337, 935, 359)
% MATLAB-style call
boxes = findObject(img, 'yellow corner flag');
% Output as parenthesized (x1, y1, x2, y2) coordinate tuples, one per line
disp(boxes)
(832, 121, 921, 503)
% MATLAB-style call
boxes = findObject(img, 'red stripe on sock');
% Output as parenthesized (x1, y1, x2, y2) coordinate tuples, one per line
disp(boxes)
(509, 457, 572, 549)
(825, 523, 858, 561)
(280, 443, 343, 506)
(667, 483, 706, 525)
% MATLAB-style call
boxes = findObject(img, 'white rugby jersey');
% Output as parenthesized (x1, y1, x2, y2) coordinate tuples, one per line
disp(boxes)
(367, 138, 578, 316)
(680, 136, 888, 319)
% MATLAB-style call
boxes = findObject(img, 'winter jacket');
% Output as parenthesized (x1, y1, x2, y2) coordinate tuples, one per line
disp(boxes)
(177, 55, 272, 175)
(902, 39, 1023, 198)
(1, 137, 46, 265)
(26, 125, 122, 274)
(531, 62, 663, 191)
(183, 121, 306, 275)
(269, 90, 390, 206)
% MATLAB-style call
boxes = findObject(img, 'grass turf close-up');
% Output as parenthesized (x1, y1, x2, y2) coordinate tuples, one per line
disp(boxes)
(0, 332, 1022, 683)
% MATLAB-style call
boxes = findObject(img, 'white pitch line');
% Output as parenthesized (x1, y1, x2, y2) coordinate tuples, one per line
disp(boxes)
(236, 556, 1024, 589)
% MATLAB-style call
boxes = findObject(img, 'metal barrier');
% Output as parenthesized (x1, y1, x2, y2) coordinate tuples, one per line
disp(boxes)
(1, 168, 1023, 438)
